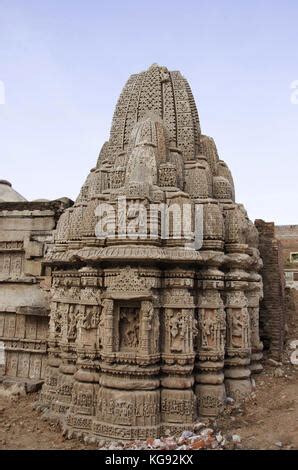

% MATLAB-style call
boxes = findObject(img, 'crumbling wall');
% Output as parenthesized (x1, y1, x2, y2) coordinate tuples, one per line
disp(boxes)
(255, 220, 285, 359)
(0, 199, 73, 380)
(285, 287, 298, 342)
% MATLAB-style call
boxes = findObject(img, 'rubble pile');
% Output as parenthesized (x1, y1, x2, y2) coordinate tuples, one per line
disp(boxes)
(93, 422, 243, 451)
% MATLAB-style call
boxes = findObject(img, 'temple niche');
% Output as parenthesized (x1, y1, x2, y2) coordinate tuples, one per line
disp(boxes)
(38, 64, 263, 440)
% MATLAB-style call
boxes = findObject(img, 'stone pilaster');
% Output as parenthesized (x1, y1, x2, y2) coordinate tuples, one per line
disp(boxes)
(246, 277, 264, 374)
(161, 269, 196, 433)
(224, 274, 252, 400)
(195, 267, 226, 417)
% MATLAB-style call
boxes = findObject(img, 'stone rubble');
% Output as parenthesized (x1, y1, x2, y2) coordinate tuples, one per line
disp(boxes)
(267, 358, 282, 367)
(95, 421, 243, 450)
(273, 367, 285, 378)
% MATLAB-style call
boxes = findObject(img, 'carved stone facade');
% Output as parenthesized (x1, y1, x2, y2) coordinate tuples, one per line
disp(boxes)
(38, 65, 263, 439)
(0, 185, 72, 380)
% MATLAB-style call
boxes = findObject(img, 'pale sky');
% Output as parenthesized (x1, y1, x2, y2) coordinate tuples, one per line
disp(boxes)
(0, 0, 297, 224)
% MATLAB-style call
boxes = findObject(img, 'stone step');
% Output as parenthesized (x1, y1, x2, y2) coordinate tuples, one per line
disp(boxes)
(0, 375, 44, 393)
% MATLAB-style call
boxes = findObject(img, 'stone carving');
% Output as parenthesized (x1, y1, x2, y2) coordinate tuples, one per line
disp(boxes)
(119, 307, 139, 350)
(158, 163, 177, 187)
(139, 300, 156, 353)
(163, 306, 195, 361)
(168, 311, 186, 353)
(38, 64, 263, 440)
(80, 306, 100, 330)
(228, 310, 250, 349)
(49, 302, 62, 336)
(67, 306, 78, 339)
(226, 291, 250, 352)
(104, 267, 147, 293)
(199, 309, 225, 353)
(0, 252, 23, 276)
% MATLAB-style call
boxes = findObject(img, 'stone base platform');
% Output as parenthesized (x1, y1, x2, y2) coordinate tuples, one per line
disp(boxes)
(0, 375, 44, 394)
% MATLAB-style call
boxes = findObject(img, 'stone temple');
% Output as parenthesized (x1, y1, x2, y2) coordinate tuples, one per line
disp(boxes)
(0, 180, 71, 383)
(38, 64, 264, 440)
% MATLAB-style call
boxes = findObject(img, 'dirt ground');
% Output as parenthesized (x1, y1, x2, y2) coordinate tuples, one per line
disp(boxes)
(217, 362, 298, 450)
(0, 362, 297, 450)
(0, 393, 97, 450)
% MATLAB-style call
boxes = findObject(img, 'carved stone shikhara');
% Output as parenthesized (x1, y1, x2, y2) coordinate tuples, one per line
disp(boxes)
(39, 64, 263, 440)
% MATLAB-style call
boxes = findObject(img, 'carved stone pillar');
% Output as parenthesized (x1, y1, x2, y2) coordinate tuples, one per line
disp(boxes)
(51, 301, 76, 416)
(53, 350, 76, 416)
(195, 267, 226, 417)
(65, 359, 99, 438)
(161, 269, 196, 433)
(224, 282, 252, 400)
(39, 344, 61, 411)
(246, 276, 263, 374)
(38, 286, 65, 414)
(44, 273, 81, 418)
(139, 300, 157, 355)
(223, 205, 255, 400)
(64, 268, 102, 437)
(92, 266, 161, 440)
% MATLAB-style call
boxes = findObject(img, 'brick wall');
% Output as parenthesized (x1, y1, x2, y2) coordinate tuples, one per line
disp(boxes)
(255, 220, 286, 359)
(285, 288, 298, 341)
(275, 225, 298, 344)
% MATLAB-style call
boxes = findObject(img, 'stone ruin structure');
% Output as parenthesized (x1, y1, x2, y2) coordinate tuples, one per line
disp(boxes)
(255, 222, 298, 358)
(276, 225, 298, 345)
(38, 64, 264, 440)
(255, 220, 286, 359)
(0, 180, 72, 383)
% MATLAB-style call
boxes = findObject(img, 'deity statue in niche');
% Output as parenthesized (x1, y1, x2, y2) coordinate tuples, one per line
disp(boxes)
(77, 305, 99, 330)
(119, 307, 140, 351)
(67, 305, 77, 339)
(229, 309, 250, 349)
(200, 312, 214, 348)
(52, 303, 62, 335)
(199, 309, 225, 352)
(169, 311, 186, 353)
(82, 306, 96, 329)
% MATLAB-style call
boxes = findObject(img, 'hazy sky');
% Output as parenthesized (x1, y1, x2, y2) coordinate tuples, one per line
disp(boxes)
(0, 0, 297, 224)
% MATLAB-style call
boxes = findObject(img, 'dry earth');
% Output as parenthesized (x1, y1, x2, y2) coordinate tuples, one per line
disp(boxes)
(0, 361, 297, 450)
(217, 361, 298, 450)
